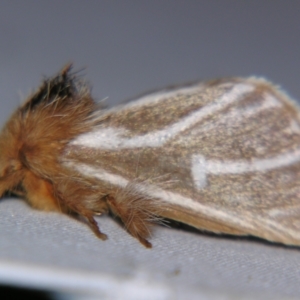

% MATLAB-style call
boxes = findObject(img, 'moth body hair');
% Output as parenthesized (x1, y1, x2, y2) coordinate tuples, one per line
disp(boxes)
(1, 65, 300, 247)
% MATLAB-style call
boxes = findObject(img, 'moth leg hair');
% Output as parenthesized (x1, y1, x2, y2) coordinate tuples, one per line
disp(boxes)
(105, 181, 165, 248)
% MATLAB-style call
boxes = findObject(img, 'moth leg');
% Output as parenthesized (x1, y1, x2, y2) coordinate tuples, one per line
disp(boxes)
(53, 186, 108, 241)
(62, 200, 108, 241)
(83, 212, 108, 241)
(10, 185, 26, 198)
(105, 194, 152, 248)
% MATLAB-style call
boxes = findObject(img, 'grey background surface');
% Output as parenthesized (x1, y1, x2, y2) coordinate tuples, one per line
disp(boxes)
(0, 1, 300, 299)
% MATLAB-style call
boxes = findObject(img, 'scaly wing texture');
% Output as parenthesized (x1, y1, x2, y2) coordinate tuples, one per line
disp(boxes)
(64, 78, 300, 245)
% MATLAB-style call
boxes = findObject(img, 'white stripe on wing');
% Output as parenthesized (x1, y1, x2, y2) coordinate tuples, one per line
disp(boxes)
(192, 148, 300, 189)
(72, 83, 255, 149)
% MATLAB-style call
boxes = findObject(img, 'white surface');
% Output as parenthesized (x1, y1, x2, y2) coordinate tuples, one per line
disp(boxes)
(0, 198, 299, 299)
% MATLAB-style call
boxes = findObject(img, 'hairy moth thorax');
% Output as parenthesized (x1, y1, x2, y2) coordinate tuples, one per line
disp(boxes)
(0, 65, 159, 247)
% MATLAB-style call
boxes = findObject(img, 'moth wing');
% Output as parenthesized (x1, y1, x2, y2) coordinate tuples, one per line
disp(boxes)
(65, 77, 300, 246)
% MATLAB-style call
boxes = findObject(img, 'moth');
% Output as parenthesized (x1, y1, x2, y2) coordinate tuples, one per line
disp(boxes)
(1, 65, 300, 248)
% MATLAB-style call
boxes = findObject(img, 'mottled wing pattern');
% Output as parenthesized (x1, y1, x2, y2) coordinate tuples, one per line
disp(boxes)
(64, 78, 300, 245)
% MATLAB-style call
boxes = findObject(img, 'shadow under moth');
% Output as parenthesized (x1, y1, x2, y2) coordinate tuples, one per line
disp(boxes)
(1, 65, 300, 248)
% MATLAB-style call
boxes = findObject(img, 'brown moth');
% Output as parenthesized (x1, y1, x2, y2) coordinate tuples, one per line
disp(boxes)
(1, 65, 300, 248)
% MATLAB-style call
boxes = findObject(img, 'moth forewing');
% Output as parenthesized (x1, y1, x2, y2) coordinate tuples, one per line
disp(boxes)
(66, 76, 300, 246)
